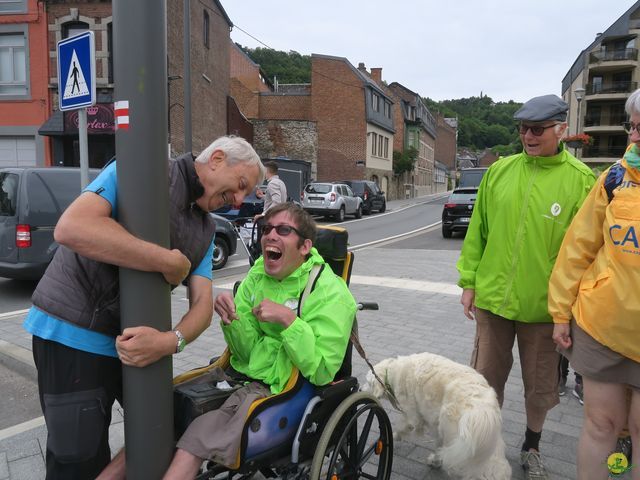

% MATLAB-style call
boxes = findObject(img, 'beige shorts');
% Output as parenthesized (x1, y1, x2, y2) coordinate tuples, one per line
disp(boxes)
(177, 382, 270, 467)
(471, 308, 560, 411)
(559, 318, 640, 389)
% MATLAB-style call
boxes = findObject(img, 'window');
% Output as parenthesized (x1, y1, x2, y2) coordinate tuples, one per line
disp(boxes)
(203, 11, 210, 49)
(384, 102, 390, 118)
(372, 92, 379, 112)
(0, 0, 26, 13)
(0, 172, 18, 216)
(384, 137, 389, 158)
(378, 135, 383, 156)
(63, 21, 89, 39)
(371, 133, 377, 155)
(0, 32, 27, 96)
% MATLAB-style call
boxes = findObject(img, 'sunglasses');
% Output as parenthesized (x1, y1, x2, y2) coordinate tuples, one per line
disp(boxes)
(260, 223, 303, 237)
(622, 121, 640, 135)
(518, 124, 559, 136)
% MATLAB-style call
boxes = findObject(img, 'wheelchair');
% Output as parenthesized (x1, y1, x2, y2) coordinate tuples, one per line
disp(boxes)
(173, 226, 394, 480)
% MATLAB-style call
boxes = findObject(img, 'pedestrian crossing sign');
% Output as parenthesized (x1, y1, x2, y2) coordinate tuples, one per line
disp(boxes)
(57, 31, 96, 111)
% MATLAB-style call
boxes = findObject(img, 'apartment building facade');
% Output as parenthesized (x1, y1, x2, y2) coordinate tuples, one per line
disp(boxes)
(562, 0, 640, 166)
(0, 0, 50, 167)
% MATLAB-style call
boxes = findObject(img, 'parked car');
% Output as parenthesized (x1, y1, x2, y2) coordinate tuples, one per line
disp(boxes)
(0, 167, 100, 280)
(301, 182, 363, 222)
(210, 213, 238, 270)
(457, 167, 488, 188)
(338, 180, 386, 214)
(441, 187, 478, 238)
(213, 187, 264, 221)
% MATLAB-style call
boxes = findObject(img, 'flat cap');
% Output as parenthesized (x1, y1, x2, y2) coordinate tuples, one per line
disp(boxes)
(513, 94, 568, 122)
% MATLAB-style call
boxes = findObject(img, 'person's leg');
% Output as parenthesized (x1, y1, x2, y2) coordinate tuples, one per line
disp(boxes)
(163, 449, 203, 480)
(577, 378, 627, 480)
(516, 322, 559, 479)
(558, 355, 569, 395)
(33, 336, 121, 480)
(629, 388, 639, 480)
(470, 308, 516, 407)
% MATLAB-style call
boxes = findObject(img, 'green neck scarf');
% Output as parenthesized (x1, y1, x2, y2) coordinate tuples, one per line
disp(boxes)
(624, 144, 640, 170)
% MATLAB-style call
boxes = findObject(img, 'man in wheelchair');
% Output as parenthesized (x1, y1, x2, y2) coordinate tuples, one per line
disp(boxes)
(165, 202, 357, 478)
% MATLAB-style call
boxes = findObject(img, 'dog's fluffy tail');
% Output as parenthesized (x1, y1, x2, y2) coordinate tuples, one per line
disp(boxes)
(438, 400, 504, 476)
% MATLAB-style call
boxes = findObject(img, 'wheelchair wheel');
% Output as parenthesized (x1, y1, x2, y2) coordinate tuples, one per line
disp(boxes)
(309, 392, 393, 480)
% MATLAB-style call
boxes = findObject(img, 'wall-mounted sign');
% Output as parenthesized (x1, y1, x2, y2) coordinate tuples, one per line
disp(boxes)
(65, 104, 115, 134)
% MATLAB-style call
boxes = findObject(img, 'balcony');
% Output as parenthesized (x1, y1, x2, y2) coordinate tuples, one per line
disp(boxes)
(582, 145, 627, 158)
(589, 48, 638, 63)
(586, 81, 637, 95)
(584, 115, 627, 127)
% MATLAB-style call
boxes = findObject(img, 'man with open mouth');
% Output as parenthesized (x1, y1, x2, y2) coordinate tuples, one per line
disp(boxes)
(162, 202, 358, 478)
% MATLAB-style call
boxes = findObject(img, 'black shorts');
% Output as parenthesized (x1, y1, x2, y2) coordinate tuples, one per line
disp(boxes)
(33, 336, 122, 480)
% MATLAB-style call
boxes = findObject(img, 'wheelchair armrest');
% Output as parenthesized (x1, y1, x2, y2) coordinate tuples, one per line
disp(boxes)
(316, 377, 358, 401)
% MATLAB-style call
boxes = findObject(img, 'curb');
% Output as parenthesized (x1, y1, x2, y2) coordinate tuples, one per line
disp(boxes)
(0, 340, 36, 382)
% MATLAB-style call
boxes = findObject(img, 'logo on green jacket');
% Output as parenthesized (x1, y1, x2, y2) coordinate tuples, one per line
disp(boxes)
(550, 203, 562, 216)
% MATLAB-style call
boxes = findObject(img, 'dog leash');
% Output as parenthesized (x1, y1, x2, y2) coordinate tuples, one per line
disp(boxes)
(350, 328, 404, 413)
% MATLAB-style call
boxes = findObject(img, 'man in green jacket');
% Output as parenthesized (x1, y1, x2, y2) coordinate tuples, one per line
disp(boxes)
(164, 202, 357, 478)
(457, 94, 596, 479)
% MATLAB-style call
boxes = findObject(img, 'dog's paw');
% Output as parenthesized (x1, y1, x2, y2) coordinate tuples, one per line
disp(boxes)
(426, 453, 442, 469)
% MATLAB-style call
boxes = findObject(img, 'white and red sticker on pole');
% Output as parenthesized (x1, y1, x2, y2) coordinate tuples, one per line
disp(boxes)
(114, 101, 129, 130)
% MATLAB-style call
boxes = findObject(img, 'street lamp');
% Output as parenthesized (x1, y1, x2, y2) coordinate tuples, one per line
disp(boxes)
(573, 87, 586, 155)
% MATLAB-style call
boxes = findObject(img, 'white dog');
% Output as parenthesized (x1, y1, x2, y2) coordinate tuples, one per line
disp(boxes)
(364, 352, 511, 480)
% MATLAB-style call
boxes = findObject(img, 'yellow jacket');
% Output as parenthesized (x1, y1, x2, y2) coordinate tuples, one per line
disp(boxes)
(548, 159, 640, 362)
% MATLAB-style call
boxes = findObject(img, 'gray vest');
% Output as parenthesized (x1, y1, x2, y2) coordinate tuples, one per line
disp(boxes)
(32, 154, 216, 337)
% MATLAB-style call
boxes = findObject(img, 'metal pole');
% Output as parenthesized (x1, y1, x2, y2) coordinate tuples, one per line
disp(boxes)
(183, 0, 192, 153)
(78, 107, 89, 188)
(113, 1, 173, 478)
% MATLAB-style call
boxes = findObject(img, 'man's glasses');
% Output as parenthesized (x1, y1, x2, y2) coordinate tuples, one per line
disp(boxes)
(261, 223, 303, 237)
(518, 124, 559, 136)
(622, 121, 640, 135)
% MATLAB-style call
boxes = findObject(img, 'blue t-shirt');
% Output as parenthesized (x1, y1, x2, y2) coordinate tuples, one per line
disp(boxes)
(23, 161, 215, 357)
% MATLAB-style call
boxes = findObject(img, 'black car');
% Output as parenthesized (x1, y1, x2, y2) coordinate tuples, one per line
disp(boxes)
(338, 180, 386, 214)
(441, 188, 477, 238)
(210, 214, 238, 270)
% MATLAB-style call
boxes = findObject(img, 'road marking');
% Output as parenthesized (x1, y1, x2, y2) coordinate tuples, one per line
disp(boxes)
(350, 221, 441, 250)
(350, 275, 461, 295)
(0, 308, 29, 319)
(0, 416, 45, 442)
(0, 339, 35, 367)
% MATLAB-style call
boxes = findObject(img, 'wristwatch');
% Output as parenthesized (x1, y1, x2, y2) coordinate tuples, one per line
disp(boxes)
(174, 329, 186, 353)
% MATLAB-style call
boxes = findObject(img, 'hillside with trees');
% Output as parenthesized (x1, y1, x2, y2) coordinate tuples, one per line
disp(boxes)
(238, 44, 311, 84)
(424, 96, 523, 156)
(239, 47, 522, 156)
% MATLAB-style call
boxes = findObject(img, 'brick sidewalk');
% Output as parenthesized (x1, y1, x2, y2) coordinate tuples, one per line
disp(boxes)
(0, 246, 587, 479)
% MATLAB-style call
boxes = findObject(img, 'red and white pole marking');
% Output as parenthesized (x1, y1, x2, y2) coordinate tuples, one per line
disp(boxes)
(114, 100, 129, 130)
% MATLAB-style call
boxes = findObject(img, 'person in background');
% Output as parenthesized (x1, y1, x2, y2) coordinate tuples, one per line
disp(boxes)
(549, 88, 640, 480)
(255, 161, 288, 218)
(25, 135, 263, 479)
(457, 94, 596, 479)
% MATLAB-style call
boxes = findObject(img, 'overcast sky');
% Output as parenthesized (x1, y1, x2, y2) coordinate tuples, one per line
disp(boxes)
(222, 1, 637, 103)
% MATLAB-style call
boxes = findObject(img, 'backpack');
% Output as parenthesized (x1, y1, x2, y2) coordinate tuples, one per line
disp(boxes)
(604, 162, 626, 203)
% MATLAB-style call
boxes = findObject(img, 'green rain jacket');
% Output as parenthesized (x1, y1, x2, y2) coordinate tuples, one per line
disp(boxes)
(222, 247, 357, 394)
(457, 144, 596, 323)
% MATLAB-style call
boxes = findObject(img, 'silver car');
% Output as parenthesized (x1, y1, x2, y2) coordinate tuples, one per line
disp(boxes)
(302, 182, 363, 222)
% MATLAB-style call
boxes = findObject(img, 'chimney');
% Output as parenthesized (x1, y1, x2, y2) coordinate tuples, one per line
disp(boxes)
(357, 62, 367, 73)
(370, 67, 382, 84)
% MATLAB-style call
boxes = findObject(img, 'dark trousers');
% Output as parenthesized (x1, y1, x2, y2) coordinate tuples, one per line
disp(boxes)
(32, 336, 122, 480)
(558, 354, 582, 384)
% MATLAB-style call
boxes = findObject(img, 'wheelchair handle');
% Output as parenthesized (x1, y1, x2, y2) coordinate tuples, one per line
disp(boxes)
(357, 302, 379, 311)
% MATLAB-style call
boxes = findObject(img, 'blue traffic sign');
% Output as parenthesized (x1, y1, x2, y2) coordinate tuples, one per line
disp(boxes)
(57, 31, 96, 111)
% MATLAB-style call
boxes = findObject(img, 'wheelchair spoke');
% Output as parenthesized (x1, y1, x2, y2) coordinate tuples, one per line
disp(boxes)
(356, 409, 376, 460)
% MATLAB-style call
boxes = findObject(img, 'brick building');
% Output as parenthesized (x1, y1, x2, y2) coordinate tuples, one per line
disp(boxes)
(434, 115, 457, 171)
(35, 0, 232, 168)
(387, 81, 437, 197)
(0, 0, 51, 167)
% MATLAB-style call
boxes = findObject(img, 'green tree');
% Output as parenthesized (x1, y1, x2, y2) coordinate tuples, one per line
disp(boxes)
(238, 45, 311, 84)
(393, 147, 418, 175)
